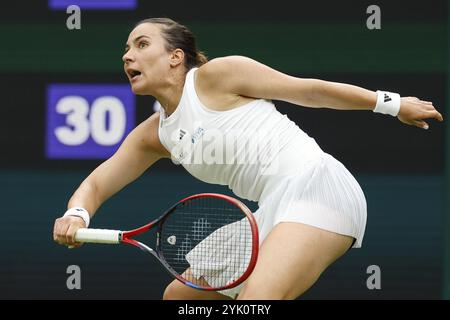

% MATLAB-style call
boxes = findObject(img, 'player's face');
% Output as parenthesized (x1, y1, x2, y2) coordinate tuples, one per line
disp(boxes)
(123, 23, 171, 95)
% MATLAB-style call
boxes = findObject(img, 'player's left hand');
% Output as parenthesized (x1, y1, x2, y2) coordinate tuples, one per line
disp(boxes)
(397, 97, 443, 129)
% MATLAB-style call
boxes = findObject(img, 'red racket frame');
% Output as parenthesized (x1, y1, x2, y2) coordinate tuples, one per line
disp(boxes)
(120, 193, 259, 291)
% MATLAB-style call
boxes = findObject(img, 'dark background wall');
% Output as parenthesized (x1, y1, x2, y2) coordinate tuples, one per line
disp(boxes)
(0, 0, 446, 299)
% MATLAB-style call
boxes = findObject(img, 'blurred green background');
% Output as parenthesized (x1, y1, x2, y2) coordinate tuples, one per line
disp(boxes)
(0, 0, 447, 299)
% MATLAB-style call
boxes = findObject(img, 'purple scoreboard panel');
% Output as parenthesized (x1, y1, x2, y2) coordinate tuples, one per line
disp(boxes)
(48, 0, 137, 10)
(46, 84, 135, 159)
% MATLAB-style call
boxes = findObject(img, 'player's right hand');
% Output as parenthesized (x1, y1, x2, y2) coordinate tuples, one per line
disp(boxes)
(53, 216, 85, 248)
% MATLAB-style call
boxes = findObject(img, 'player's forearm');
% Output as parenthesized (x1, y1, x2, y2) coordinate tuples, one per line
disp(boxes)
(67, 179, 103, 218)
(303, 79, 377, 110)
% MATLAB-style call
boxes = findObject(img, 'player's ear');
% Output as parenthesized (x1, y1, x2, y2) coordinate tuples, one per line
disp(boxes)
(169, 48, 184, 68)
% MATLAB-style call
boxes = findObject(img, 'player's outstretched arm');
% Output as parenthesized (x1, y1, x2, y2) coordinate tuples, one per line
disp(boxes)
(197, 55, 443, 130)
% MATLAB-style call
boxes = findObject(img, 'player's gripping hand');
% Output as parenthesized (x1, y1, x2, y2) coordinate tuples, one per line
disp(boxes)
(53, 209, 89, 248)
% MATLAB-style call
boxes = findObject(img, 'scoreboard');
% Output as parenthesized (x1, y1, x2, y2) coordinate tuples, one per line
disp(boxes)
(46, 84, 135, 159)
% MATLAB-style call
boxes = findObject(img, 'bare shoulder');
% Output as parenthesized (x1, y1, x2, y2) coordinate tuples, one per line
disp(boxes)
(196, 55, 254, 88)
(195, 56, 259, 110)
(132, 112, 170, 158)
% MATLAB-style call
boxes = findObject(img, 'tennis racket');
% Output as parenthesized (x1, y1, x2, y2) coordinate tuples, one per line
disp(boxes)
(74, 193, 259, 291)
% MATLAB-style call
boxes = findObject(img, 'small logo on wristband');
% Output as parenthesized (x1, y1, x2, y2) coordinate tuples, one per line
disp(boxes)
(384, 94, 392, 103)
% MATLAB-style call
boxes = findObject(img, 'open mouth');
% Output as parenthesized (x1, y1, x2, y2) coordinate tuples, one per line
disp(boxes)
(127, 68, 142, 81)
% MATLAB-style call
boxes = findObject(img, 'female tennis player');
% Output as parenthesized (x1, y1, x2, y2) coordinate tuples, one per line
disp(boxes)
(53, 18, 443, 299)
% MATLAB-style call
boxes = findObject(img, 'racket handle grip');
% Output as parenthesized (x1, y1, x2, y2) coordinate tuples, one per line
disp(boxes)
(75, 228, 121, 244)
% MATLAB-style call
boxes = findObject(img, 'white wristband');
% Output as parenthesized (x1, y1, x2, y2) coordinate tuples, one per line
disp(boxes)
(373, 90, 401, 116)
(64, 207, 90, 228)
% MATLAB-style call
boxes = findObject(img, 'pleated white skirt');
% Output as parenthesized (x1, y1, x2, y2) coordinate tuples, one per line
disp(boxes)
(257, 152, 367, 248)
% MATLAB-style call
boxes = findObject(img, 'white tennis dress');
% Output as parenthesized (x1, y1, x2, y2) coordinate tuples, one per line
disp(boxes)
(158, 67, 367, 298)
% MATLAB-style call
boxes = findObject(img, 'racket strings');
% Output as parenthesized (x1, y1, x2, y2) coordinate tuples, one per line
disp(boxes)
(159, 196, 254, 289)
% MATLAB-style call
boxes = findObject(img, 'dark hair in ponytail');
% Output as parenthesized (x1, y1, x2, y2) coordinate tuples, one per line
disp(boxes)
(135, 18, 208, 69)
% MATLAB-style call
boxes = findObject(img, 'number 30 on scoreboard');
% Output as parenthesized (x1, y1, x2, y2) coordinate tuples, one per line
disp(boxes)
(46, 84, 135, 159)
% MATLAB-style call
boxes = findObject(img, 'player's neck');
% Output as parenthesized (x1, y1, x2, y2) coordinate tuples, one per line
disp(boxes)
(153, 71, 186, 116)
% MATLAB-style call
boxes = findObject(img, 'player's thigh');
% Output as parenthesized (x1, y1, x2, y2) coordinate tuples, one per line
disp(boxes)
(163, 268, 233, 300)
(237, 222, 354, 300)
